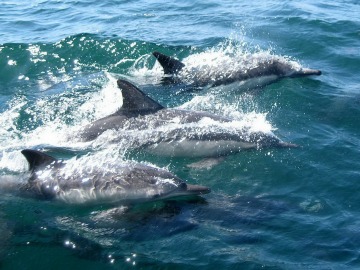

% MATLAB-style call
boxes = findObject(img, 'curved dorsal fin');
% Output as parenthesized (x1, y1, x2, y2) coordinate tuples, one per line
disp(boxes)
(117, 79, 164, 115)
(21, 149, 57, 172)
(153, 51, 185, 75)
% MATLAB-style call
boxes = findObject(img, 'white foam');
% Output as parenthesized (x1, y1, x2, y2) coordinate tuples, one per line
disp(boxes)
(128, 54, 164, 85)
(0, 72, 124, 173)
(75, 72, 123, 123)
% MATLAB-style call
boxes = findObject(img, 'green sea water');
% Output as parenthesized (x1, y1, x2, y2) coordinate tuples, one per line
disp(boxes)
(1, 0, 360, 269)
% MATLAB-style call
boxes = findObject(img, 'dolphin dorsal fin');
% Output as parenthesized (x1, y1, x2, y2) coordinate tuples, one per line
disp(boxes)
(117, 79, 164, 116)
(153, 51, 185, 75)
(21, 149, 57, 172)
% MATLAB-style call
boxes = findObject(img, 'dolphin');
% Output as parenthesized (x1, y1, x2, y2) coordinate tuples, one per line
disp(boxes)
(152, 51, 322, 90)
(2, 149, 210, 204)
(80, 79, 297, 157)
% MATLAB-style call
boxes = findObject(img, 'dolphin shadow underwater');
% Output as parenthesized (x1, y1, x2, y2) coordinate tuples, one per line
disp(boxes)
(0, 149, 210, 205)
(152, 51, 322, 91)
(80, 79, 297, 158)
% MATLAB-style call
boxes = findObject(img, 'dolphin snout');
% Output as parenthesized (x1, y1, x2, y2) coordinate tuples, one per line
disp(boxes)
(301, 68, 322, 76)
(185, 184, 211, 195)
(290, 68, 322, 78)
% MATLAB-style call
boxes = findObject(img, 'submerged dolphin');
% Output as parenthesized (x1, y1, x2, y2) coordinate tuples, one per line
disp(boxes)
(2, 149, 210, 204)
(80, 79, 297, 157)
(152, 51, 321, 89)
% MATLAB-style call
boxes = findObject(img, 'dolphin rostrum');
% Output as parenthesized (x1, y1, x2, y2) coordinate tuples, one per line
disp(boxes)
(7, 149, 210, 204)
(80, 79, 297, 157)
(152, 51, 321, 89)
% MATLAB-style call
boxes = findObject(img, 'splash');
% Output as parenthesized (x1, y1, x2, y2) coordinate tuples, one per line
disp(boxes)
(0, 72, 123, 173)
(179, 93, 273, 134)
(128, 53, 164, 85)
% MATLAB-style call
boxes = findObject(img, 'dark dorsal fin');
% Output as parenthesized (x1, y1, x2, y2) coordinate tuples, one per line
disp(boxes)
(117, 79, 164, 116)
(21, 149, 57, 172)
(153, 51, 185, 75)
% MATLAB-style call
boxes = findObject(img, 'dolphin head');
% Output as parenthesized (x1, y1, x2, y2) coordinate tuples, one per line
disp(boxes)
(249, 132, 299, 148)
(157, 182, 211, 200)
(125, 164, 210, 201)
(274, 61, 322, 78)
(287, 67, 322, 78)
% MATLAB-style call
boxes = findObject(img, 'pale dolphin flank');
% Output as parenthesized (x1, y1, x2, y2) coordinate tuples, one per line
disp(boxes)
(80, 79, 297, 157)
(7, 149, 210, 204)
(152, 51, 321, 89)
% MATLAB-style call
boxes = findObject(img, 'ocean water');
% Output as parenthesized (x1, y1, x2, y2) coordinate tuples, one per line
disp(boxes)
(1, 0, 360, 269)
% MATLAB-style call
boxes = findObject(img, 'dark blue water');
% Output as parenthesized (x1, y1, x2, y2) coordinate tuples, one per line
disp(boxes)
(1, 0, 360, 269)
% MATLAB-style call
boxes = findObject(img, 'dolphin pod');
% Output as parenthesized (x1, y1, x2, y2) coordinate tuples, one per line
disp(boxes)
(9, 149, 209, 204)
(153, 51, 321, 89)
(9, 49, 318, 205)
(80, 79, 297, 157)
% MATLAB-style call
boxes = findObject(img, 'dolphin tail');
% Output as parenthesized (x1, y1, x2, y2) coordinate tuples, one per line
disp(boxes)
(153, 51, 185, 75)
(21, 149, 57, 173)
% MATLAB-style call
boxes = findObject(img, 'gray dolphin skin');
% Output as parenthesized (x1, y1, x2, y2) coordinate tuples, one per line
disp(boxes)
(80, 79, 297, 157)
(11, 149, 210, 204)
(152, 51, 321, 89)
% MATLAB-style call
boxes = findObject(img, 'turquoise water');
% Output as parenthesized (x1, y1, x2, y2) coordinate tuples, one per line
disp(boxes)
(1, 0, 360, 269)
